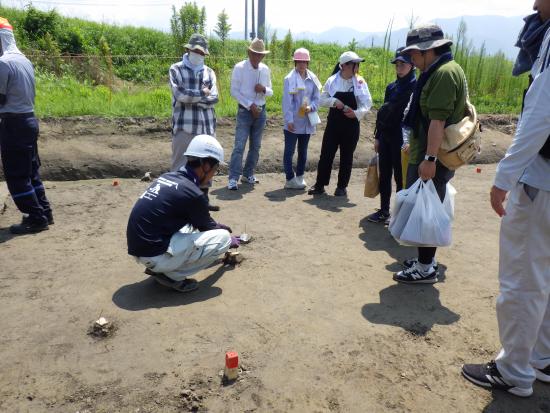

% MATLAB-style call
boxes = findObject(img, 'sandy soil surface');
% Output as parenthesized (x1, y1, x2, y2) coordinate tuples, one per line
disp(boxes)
(2, 160, 550, 412)
(0, 114, 535, 412)
(0, 114, 514, 182)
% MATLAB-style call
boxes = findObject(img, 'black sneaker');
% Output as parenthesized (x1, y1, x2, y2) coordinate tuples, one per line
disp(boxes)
(462, 361, 533, 397)
(393, 263, 438, 284)
(334, 187, 347, 197)
(535, 364, 550, 383)
(367, 210, 390, 223)
(308, 185, 325, 195)
(9, 220, 49, 235)
(22, 212, 54, 225)
(208, 204, 220, 212)
(403, 257, 439, 272)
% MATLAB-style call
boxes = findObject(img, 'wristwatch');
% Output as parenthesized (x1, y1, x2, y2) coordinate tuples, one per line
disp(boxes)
(424, 154, 437, 162)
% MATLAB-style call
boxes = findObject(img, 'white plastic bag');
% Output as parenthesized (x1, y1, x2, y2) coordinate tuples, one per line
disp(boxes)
(443, 183, 457, 220)
(389, 178, 452, 247)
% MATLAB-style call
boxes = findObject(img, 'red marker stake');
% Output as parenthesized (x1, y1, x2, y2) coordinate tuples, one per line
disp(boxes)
(224, 351, 239, 380)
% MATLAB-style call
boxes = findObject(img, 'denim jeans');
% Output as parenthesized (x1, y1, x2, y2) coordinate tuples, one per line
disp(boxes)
(283, 129, 310, 181)
(229, 106, 267, 180)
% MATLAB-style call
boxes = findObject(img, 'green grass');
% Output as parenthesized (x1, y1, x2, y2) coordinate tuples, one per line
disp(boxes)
(0, 4, 528, 117)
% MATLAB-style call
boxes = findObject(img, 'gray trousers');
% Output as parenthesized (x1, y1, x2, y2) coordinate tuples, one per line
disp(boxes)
(171, 130, 194, 172)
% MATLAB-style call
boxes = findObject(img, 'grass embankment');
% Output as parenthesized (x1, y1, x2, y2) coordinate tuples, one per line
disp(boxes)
(0, 5, 528, 117)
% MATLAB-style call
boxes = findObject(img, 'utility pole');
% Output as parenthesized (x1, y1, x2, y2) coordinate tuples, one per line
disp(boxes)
(257, 0, 265, 40)
(244, 0, 248, 40)
(250, 0, 256, 39)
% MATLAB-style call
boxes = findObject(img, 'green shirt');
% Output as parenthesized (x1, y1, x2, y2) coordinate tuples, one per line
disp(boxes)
(409, 60, 467, 164)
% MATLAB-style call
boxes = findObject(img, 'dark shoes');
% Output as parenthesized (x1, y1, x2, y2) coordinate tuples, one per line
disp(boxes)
(145, 268, 199, 293)
(461, 361, 533, 397)
(334, 187, 347, 197)
(10, 220, 49, 235)
(22, 212, 54, 225)
(208, 204, 220, 212)
(367, 210, 390, 223)
(308, 185, 325, 195)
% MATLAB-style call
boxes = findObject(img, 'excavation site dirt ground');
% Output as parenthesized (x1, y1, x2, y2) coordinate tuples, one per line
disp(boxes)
(2, 115, 548, 413)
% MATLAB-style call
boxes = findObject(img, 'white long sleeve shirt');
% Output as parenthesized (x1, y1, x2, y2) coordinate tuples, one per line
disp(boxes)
(230, 59, 273, 110)
(495, 28, 550, 192)
(319, 73, 372, 121)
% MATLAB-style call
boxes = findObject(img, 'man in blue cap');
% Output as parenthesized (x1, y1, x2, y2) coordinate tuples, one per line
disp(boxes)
(367, 47, 416, 224)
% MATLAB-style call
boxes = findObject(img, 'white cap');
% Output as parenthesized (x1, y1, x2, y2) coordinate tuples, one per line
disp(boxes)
(339, 51, 365, 65)
(184, 135, 226, 165)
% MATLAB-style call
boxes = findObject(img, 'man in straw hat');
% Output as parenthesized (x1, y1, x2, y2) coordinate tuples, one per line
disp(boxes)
(393, 24, 468, 284)
(227, 38, 273, 190)
(169, 33, 220, 211)
(0, 17, 53, 234)
(462, 0, 550, 398)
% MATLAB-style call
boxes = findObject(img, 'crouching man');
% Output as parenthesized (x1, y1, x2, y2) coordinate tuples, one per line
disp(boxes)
(126, 135, 239, 292)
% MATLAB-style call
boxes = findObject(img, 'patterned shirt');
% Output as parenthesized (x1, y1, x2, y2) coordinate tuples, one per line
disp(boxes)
(169, 56, 218, 135)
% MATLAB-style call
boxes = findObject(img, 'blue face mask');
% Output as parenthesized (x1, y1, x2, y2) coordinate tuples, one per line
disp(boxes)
(188, 51, 205, 67)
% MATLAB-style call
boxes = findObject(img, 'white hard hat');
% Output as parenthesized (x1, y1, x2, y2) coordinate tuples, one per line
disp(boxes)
(339, 51, 365, 65)
(184, 134, 226, 165)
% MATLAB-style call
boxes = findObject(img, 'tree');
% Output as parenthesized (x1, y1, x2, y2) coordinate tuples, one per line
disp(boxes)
(23, 5, 59, 41)
(282, 29, 293, 61)
(170, 2, 207, 55)
(269, 29, 278, 60)
(347, 37, 358, 51)
(214, 9, 231, 44)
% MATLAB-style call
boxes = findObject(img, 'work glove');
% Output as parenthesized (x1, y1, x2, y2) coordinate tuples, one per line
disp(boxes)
(230, 236, 240, 249)
(215, 223, 232, 233)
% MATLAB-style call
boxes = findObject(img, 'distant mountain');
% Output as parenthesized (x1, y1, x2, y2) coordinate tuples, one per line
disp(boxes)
(231, 15, 525, 59)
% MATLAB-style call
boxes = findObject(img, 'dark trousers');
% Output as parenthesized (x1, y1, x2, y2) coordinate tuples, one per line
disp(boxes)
(315, 121, 360, 189)
(0, 116, 51, 224)
(406, 161, 454, 265)
(378, 137, 403, 213)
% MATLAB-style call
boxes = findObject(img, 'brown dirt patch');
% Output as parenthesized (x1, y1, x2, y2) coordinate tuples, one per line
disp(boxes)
(0, 113, 515, 181)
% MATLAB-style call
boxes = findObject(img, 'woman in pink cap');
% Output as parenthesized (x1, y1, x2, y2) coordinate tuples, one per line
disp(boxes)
(281, 48, 321, 189)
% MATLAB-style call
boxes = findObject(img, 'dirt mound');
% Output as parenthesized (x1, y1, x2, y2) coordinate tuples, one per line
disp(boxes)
(0, 114, 515, 181)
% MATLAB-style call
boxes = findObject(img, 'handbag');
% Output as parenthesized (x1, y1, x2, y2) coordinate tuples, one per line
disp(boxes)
(438, 76, 481, 170)
(364, 155, 379, 198)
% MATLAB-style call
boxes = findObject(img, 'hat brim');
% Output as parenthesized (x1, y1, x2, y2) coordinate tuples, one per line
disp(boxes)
(185, 44, 210, 55)
(248, 47, 270, 55)
(391, 56, 412, 64)
(340, 58, 365, 64)
(402, 38, 453, 53)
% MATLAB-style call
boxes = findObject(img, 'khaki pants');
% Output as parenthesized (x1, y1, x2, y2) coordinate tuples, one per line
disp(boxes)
(138, 228, 231, 281)
(495, 183, 550, 388)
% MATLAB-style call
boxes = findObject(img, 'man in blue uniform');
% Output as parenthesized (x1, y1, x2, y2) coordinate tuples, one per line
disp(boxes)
(0, 17, 53, 234)
(127, 135, 238, 292)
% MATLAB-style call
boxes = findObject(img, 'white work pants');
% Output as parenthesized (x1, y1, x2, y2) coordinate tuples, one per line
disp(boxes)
(495, 183, 550, 389)
(139, 228, 231, 281)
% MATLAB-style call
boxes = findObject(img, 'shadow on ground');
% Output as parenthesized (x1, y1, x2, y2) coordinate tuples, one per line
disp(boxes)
(362, 283, 460, 335)
(303, 193, 357, 212)
(482, 386, 550, 412)
(112, 265, 233, 311)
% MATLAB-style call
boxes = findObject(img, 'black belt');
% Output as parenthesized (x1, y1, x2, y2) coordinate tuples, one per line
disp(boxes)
(0, 112, 35, 119)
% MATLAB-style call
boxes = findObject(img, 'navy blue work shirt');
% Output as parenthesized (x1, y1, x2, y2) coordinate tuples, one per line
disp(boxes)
(126, 167, 217, 257)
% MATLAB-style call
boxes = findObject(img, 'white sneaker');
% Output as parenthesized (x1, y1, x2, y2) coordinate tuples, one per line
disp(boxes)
(227, 179, 238, 190)
(284, 177, 302, 189)
(241, 175, 259, 184)
(294, 175, 307, 189)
